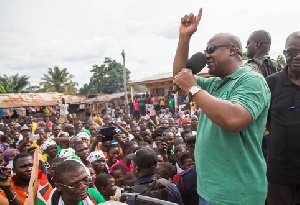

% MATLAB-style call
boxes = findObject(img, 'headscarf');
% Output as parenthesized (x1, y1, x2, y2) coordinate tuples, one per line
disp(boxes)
(77, 132, 90, 140)
(41, 140, 57, 152)
(3, 149, 19, 164)
(87, 151, 106, 163)
(0, 144, 5, 150)
(58, 148, 75, 158)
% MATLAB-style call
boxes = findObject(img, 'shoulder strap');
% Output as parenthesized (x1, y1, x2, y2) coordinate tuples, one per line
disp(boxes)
(250, 58, 281, 78)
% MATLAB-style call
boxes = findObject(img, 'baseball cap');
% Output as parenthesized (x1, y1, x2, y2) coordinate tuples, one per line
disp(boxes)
(127, 147, 157, 168)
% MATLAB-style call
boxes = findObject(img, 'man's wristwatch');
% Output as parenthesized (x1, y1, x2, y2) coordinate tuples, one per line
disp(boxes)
(189, 85, 202, 98)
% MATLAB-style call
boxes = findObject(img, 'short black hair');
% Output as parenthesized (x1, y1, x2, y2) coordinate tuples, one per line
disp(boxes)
(108, 144, 120, 153)
(157, 162, 175, 178)
(73, 141, 86, 151)
(185, 136, 196, 145)
(122, 141, 137, 154)
(112, 164, 126, 175)
(27, 147, 37, 153)
(179, 152, 192, 165)
(54, 160, 84, 183)
(50, 157, 64, 166)
(95, 173, 113, 189)
(13, 153, 32, 168)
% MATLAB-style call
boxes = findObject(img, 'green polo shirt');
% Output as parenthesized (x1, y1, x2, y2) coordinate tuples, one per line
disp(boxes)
(195, 66, 270, 205)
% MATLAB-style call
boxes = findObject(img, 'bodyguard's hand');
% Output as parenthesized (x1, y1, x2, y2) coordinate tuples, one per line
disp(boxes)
(173, 69, 198, 93)
(179, 8, 203, 37)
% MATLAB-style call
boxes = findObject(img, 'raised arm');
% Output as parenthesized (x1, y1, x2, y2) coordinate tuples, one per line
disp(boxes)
(173, 8, 203, 76)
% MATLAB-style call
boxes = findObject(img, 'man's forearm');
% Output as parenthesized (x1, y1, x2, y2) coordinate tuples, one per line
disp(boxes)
(1, 187, 22, 205)
(173, 35, 192, 76)
(192, 89, 252, 132)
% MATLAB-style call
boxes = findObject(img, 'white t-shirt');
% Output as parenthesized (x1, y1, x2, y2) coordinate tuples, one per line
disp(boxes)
(59, 103, 69, 116)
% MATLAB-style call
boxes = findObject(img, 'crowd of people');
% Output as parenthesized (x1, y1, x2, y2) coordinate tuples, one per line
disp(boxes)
(0, 5, 299, 205)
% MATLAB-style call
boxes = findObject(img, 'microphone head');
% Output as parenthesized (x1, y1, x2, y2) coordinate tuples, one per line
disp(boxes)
(186, 52, 207, 74)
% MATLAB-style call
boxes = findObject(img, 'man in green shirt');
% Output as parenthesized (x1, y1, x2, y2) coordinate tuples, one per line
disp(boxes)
(49, 159, 106, 205)
(173, 7, 270, 205)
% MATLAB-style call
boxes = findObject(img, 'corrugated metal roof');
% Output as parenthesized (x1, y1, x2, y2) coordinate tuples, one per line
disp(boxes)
(85, 92, 125, 104)
(0, 92, 86, 108)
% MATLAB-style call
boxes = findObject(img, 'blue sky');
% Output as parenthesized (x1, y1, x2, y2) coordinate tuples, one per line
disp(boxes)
(0, 0, 298, 88)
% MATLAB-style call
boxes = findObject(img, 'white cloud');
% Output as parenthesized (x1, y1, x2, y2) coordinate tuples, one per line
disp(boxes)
(0, 0, 299, 88)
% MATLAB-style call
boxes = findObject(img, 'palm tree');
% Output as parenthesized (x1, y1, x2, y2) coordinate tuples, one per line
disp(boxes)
(0, 74, 30, 93)
(40, 66, 78, 94)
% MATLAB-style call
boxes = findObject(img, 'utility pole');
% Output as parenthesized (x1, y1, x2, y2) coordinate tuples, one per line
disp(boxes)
(121, 50, 128, 113)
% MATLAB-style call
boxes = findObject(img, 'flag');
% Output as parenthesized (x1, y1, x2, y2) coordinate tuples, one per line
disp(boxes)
(24, 150, 53, 205)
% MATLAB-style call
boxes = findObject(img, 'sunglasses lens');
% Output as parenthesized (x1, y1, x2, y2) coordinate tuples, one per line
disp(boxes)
(287, 49, 299, 57)
(206, 45, 216, 54)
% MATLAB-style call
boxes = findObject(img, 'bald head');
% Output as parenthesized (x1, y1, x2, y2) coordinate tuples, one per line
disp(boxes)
(249, 30, 271, 44)
(211, 33, 243, 57)
(285, 31, 300, 49)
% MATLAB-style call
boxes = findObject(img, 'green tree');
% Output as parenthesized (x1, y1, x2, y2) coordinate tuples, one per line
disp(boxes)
(276, 55, 286, 67)
(40, 66, 78, 94)
(82, 57, 130, 94)
(0, 74, 30, 93)
(242, 52, 248, 60)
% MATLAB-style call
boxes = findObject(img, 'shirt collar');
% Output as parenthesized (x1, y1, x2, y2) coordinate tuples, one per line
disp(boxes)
(136, 175, 155, 185)
(224, 66, 251, 80)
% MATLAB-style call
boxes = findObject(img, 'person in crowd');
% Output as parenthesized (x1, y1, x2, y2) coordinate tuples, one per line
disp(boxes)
(3, 149, 19, 168)
(190, 115, 198, 131)
(41, 140, 57, 171)
(64, 123, 75, 137)
(74, 141, 90, 166)
(54, 132, 69, 155)
(0, 153, 34, 204)
(50, 159, 106, 204)
(69, 136, 81, 150)
(140, 129, 152, 146)
(139, 94, 146, 116)
(0, 145, 4, 165)
(182, 130, 193, 140)
(126, 147, 183, 204)
(160, 118, 169, 128)
(106, 144, 121, 171)
(47, 157, 64, 188)
(111, 164, 126, 199)
(173, 7, 270, 204)
(95, 173, 117, 201)
(58, 98, 69, 124)
(85, 165, 97, 189)
(245, 30, 282, 162)
(124, 172, 136, 187)
(174, 142, 188, 173)
(17, 131, 32, 153)
(130, 126, 142, 142)
(266, 31, 300, 205)
(51, 124, 62, 138)
(154, 161, 176, 181)
(154, 129, 176, 165)
(109, 141, 138, 173)
(87, 150, 108, 175)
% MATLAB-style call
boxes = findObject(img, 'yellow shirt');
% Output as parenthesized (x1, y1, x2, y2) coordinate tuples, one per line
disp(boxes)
(31, 141, 47, 161)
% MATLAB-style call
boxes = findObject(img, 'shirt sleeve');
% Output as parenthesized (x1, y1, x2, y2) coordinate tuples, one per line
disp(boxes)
(169, 182, 184, 205)
(196, 76, 216, 91)
(230, 74, 270, 121)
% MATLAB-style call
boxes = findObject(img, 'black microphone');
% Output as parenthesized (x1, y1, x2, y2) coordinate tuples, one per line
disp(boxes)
(172, 52, 207, 93)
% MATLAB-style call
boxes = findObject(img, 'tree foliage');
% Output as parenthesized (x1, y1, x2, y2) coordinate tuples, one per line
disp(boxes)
(276, 55, 286, 67)
(0, 74, 30, 93)
(242, 52, 248, 60)
(80, 57, 130, 94)
(40, 66, 78, 94)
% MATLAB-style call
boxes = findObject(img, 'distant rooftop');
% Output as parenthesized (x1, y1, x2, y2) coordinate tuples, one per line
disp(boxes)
(127, 66, 209, 86)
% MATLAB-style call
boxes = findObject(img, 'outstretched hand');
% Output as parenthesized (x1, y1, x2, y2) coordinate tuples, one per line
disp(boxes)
(179, 8, 203, 37)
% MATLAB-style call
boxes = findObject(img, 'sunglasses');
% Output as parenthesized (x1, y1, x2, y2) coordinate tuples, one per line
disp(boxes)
(205, 44, 242, 56)
(204, 44, 232, 55)
(284, 49, 300, 58)
(56, 176, 90, 189)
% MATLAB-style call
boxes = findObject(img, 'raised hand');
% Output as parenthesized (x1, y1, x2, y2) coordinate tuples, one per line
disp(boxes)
(179, 8, 203, 37)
